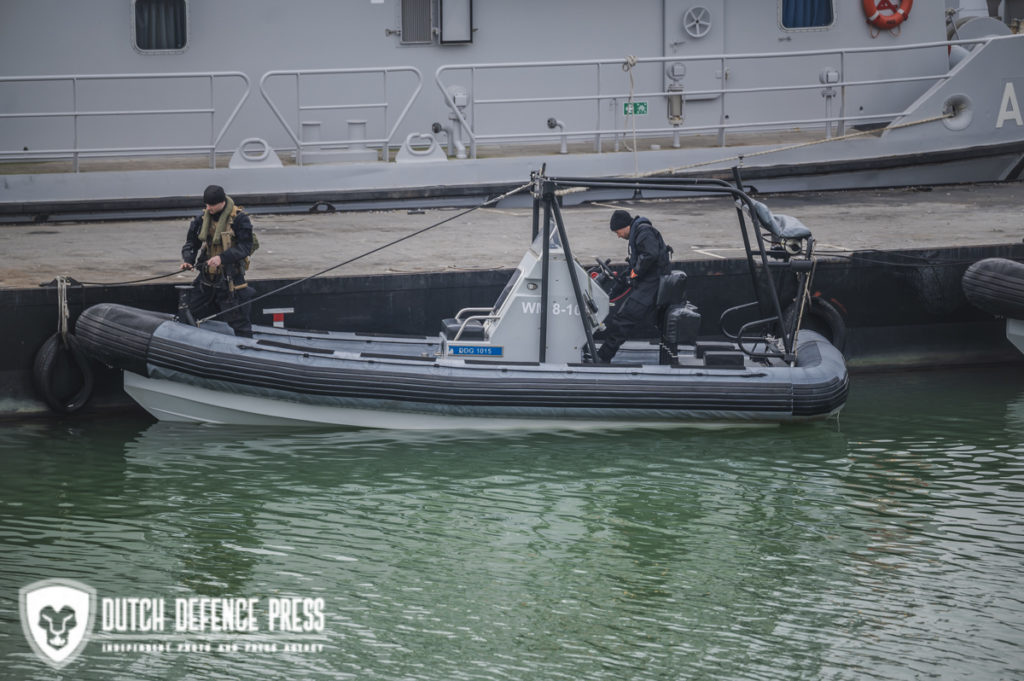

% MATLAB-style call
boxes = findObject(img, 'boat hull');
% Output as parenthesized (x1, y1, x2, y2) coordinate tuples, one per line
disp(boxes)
(123, 372, 780, 430)
(76, 303, 848, 428)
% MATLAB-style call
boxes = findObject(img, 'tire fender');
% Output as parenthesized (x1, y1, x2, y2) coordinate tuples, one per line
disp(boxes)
(783, 296, 847, 353)
(32, 332, 95, 413)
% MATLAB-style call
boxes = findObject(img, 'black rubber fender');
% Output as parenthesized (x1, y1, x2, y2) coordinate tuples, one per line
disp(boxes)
(32, 332, 94, 413)
(783, 296, 847, 353)
(962, 258, 1024, 319)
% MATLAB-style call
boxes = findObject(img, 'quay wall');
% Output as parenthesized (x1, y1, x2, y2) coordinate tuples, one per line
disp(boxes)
(5, 244, 1023, 419)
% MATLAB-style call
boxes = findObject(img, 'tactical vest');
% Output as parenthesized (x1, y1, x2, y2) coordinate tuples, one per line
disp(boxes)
(627, 218, 672, 277)
(198, 200, 258, 276)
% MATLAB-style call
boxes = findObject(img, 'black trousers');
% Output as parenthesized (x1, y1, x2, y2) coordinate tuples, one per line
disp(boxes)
(189, 278, 255, 338)
(597, 294, 657, 362)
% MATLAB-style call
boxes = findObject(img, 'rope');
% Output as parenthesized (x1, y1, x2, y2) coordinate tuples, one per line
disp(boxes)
(622, 55, 640, 177)
(554, 185, 589, 198)
(57, 245, 203, 287)
(791, 257, 817, 365)
(554, 111, 954, 199)
(56, 275, 70, 345)
(811, 249, 1016, 268)
(198, 181, 535, 325)
(637, 112, 955, 179)
(75, 270, 185, 286)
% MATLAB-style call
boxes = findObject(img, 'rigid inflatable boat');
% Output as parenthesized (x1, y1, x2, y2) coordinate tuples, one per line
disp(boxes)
(75, 174, 848, 428)
(962, 257, 1024, 357)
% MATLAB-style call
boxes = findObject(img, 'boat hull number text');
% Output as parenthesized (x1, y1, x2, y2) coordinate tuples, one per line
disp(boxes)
(521, 302, 581, 316)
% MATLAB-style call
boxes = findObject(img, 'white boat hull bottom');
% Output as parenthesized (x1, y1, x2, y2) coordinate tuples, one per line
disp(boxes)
(1008, 318, 1024, 356)
(123, 372, 774, 431)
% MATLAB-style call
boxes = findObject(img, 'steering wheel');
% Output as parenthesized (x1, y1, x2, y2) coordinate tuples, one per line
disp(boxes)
(594, 257, 616, 279)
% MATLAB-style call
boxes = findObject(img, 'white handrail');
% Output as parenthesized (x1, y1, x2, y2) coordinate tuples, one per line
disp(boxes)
(259, 66, 422, 165)
(0, 71, 250, 171)
(435, 34, 1014, 156)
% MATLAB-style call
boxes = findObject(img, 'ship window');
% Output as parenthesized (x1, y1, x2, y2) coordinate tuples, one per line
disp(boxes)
(440, 0, 473, 44)
(401, 0, 434, 44)
(781, 0, 834, 29)
(133, 0, 188, 52)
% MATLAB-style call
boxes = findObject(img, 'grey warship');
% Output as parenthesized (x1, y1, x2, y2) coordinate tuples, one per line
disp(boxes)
(0, 0, 1022, 219)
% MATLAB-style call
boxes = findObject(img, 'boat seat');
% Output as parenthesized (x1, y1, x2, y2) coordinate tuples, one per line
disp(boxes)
(440, 268, 521, 341)
(658, 301, 701, 364)
(657, 273, 698, 365)
(657, 270, 688, 307)
(750, 201, 812, 240)
(703, 350, 747, 369)
(441, 317, 485, 340)
(695, 340, 739, 359)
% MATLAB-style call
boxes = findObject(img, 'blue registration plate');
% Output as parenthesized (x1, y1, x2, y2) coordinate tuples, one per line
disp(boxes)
(448, 345, 503, 356)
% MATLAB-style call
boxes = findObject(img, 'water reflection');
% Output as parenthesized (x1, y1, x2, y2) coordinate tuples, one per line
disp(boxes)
(1008, 393, 1024, 438)
(0, 366, 1022, 680)
(831, 368, 1024, 681)
(0, 420, 131, 585)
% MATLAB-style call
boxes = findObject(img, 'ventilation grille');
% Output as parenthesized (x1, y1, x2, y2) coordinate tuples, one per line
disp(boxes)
(401, 0, 433, 44)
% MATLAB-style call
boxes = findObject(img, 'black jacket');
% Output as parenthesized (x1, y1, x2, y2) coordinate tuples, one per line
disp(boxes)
(181, 210, 254, 287)
(622, 217, 671, 307)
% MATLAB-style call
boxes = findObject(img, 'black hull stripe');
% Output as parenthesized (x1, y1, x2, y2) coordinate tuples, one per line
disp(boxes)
(76, 303, 848, 417)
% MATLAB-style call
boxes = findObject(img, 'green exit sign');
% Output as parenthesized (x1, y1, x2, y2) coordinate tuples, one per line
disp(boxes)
(623, 101, 648, 116)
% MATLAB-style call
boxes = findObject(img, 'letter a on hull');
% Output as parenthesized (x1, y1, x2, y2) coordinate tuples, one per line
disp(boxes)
(20, 578, 96, 669)
(997, 81, 1024, 129)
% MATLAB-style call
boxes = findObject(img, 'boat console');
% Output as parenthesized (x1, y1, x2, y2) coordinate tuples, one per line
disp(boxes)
(439, 232, 610, 363)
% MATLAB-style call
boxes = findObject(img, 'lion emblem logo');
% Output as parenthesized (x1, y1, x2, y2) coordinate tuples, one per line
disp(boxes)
(20, 579, 96, 668)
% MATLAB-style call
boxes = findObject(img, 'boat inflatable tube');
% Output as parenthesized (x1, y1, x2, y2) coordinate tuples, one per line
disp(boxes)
(962, 258, 1024, 319)
(75, 303, 849, 425)
(32, 332, 94, 413)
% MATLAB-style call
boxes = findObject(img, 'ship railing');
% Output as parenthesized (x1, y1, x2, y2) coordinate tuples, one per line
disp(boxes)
(435, 34, 1011, 158)
(0, 71, 250, 172)
(259, 66, 423, 166)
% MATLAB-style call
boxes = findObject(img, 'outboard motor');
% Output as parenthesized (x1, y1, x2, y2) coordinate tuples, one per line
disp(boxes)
(657, 270, 701, 364)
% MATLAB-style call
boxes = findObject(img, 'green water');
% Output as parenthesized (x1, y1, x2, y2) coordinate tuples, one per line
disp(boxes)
(2, 367, 1024, 680)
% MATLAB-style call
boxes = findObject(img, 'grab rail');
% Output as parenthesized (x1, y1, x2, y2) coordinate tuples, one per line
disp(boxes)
(453, 315, 501, 342)
(451, 306, 497, 341)
(260, 66, 422, 165)
(435, 34, 1010, 158)
(543, 173, 810, 360)
(0, 71, 250, 171)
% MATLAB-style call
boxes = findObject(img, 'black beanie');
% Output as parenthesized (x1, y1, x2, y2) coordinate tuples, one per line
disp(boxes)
(203, 184, 226, 205)
(609, 209, 633, 231)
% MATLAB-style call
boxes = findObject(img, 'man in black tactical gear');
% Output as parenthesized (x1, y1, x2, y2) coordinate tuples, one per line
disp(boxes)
(595, 209, 672, 363)
(180, 185, 256, 338)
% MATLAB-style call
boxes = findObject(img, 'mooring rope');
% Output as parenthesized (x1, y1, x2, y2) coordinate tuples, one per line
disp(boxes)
(56, 275, 70, 345)
(74, 270, 185, 286)
(790, 256, 818, 365)
(553, 111, 954, 199)
(638, 112, 955, 178)
(197, 181, 535, 325)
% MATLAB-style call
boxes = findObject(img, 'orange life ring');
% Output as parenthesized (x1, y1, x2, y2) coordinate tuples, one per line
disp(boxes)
(862, 0, 913, 31)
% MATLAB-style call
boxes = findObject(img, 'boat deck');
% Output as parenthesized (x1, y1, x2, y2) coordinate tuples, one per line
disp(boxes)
(1, 181, 1021, 290)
